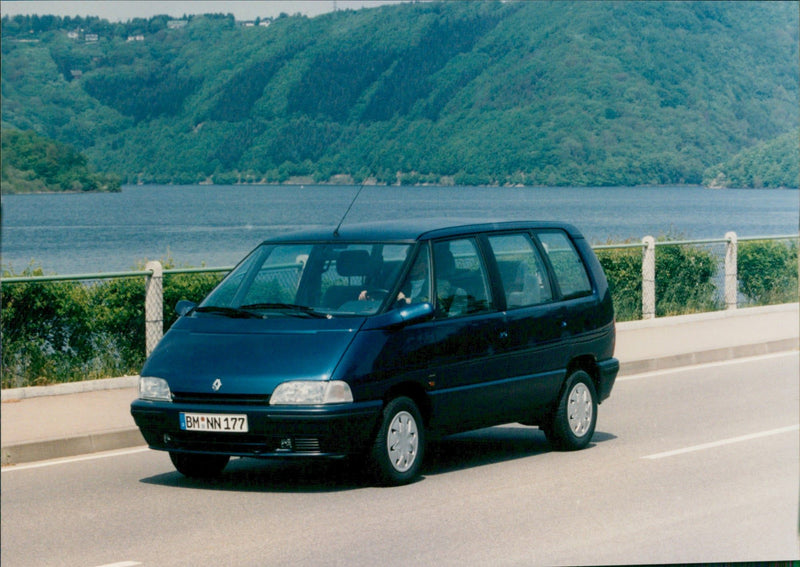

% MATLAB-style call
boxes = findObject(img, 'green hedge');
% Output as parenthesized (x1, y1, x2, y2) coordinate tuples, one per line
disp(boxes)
(1, 240, 797, 387)
(596, 238, 798, 322)
(596, 239, 718, 321)
(737, 240, 798, 305)
(594, 246, 643, 321)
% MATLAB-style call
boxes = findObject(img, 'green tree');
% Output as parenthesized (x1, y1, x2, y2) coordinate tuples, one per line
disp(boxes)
(1, 129, 121, 193)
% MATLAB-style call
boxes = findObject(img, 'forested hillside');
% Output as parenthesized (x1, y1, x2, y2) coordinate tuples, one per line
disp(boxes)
(1, 129, 120, 193)
(2, 1, 798, 188)
(704, 129, 800, 189)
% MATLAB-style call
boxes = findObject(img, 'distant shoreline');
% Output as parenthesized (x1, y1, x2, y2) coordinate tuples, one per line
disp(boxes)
(7, 183, 798, 195)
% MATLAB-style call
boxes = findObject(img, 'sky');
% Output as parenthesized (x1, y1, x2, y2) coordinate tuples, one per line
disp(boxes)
(1, 1, 403, 21)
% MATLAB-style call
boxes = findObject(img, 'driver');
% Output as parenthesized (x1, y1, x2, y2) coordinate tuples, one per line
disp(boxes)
(359, 251, 429, 304)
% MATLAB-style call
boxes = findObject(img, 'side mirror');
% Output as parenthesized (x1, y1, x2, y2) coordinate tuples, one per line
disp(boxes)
(362, 302, 434, 330)
(175, 300, 197, 316)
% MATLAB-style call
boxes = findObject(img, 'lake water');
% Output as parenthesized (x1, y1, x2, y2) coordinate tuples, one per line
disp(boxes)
(2, 184, 798, 275)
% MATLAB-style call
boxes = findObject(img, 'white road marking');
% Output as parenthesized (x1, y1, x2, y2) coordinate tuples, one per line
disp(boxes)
(643, 424, 799, 460)
(94, 562, 141, 567)
(1, 446, 150, 473)
(619, 350, 798, 382)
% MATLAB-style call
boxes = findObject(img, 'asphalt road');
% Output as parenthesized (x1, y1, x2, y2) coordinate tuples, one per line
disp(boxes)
(2, 352, 798, 567)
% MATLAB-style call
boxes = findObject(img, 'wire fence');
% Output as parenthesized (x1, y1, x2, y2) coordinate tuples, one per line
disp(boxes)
(1, 232, 797, 388)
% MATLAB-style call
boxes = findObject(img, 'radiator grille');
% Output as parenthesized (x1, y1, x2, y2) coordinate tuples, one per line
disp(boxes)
(171, 392, 269, 406)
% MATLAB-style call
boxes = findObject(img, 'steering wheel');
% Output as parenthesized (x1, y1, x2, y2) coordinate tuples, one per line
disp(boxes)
(364, 288, 390, 301)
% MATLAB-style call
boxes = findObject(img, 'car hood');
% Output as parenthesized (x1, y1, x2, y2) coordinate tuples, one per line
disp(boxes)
(140, 316, 365, 395)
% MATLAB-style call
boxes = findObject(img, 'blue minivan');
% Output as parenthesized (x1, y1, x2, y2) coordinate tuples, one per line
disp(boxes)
(131, 220, 618, 485)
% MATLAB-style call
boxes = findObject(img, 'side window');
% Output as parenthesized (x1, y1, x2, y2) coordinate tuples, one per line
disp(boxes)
(536, 231, 592, 299)
(432, 238, 492, 317)
(487, 233, 553, 308)
(396, 246, 431, 306)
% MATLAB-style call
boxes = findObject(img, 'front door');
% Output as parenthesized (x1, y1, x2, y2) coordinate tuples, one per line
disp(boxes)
(425, 237, 508, 433)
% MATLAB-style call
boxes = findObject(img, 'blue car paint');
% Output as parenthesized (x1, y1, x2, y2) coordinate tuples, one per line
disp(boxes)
(140, 315, 365, 395)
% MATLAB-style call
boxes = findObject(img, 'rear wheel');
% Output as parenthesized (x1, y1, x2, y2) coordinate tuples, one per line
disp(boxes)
(169, 452, 230, 478)
(543, 370, 597, 451)
(370, 397, 425, 486)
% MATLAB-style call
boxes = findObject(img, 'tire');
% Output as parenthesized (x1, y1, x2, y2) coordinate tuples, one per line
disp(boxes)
(169, 452, 230, 478)
(370, 397, 425, 486)
(543, 370, 597, 451)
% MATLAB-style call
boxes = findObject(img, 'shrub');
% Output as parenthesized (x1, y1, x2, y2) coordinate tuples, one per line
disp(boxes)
(654, 242, 719, 316)
(738, 240, 798, 305)
(90, 275, 146, 373)
(1, 265, 96, 387)
(595, 245, 641, 321)
(596, 238, 720, 320)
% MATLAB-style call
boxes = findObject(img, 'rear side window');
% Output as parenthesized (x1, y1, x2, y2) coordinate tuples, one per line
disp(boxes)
(487, 233, 553, 308)
(536, 231, 592, 299)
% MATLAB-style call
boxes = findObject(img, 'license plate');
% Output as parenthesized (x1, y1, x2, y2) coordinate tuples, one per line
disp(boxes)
(180, 412, 248, 433)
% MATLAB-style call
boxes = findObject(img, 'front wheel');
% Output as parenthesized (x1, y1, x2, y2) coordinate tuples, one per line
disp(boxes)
(169, 452, 230, 478)
(370, 397, 425, 486)
(543, 370, 597, 451)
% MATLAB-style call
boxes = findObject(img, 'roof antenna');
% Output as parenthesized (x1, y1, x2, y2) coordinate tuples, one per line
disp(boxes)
(333, 181, 366, 237)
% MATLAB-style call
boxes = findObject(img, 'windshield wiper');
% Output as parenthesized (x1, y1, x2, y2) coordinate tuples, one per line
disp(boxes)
(194, 305, 262, 319)
(239, 302, 330, 319)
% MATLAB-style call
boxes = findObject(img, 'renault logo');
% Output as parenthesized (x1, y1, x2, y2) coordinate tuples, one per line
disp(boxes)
(211, 378, 222, 391)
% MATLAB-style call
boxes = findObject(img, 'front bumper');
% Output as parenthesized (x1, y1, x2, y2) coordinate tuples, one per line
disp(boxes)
(131, 399, 383, 458)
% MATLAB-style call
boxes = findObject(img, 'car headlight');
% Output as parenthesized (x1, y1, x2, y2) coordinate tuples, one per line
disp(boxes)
(270, 380, 353, 405)
(139, 377, 172, 401)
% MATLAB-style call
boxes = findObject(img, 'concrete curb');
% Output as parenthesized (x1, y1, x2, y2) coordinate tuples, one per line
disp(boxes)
(618, 338, 797, 376)
(1, 375, 139, 402)
(1, 428, 145, 466)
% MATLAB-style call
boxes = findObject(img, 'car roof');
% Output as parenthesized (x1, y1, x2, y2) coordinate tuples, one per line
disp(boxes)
(264, 218, 583, 244)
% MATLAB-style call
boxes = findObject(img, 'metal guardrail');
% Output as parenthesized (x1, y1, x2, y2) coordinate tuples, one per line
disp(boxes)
(0, 266, 234, 284)
(591, 233, 800, 250)
(2, 232, 798, 355)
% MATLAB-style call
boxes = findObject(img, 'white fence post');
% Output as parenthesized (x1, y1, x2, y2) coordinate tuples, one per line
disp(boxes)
(642, 236, 656, 319)
(145, 260, 163, 356)
(725, 231, 738, 310)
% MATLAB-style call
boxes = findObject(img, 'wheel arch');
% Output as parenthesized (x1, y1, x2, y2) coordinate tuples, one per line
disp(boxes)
(382, 381, 432, 426)
(566, 355, 601, 400)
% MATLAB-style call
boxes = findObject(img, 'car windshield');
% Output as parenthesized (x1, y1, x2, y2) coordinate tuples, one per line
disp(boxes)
(199, 242, 414, 317)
